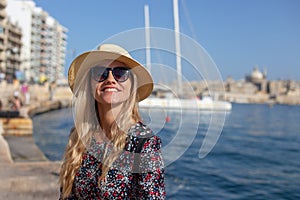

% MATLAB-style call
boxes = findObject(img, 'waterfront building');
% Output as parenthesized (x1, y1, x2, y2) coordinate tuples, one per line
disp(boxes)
(4, 20, 22, 82)
(0, 0, 6, 76)
(245, 66, 268, 93)
(0, 0, 22, 83)
(226, 79, 257, 94)
(6, 0, 67, 83)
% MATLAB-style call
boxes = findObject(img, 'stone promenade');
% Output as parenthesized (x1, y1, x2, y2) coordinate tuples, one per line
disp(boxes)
(0, 83, 72, 200)
(0, 161, 61, 200)
(0, 130, 62, 199)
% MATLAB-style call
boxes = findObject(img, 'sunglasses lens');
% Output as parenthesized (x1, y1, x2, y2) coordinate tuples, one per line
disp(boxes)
(91, 66, 130, 82)
(91, 66, 108, 82)
(113, 67, 130, 82)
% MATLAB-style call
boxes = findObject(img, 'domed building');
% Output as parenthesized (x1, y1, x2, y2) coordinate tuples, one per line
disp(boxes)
(245, 66, 268, 93)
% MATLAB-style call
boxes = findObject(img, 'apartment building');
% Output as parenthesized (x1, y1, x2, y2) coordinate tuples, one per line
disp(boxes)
(0, 0, 6, 77)
(0, 0, 22, 82)
(4, 19, 22, 81)
(6, 0, 67, 83)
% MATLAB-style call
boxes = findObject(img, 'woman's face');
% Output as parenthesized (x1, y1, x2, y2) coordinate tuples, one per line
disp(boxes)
(91, 60, 132, 106)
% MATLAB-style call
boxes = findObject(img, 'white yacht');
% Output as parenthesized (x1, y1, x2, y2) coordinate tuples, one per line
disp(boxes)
(140, 1, 232, 112)
(139, 96, 232, 111)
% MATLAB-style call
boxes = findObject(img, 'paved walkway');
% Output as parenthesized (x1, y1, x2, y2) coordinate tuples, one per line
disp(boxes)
(4, 135, 48, 162)
(0, 134, 61, 199)
(0, 162, 61, 200)
(0, 84, 72, 199)
(0, 134, 13, 163)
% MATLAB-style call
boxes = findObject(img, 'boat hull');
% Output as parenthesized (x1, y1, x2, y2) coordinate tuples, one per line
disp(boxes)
(139, 98, 232, 111)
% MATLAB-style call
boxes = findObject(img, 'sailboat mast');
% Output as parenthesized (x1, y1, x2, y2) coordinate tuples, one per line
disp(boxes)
(144, 4, 151, 73)
(173, 0, 182, 95)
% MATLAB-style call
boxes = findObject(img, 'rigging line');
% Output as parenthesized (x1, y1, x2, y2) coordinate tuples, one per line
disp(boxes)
(151, 35, 170, 84)
(181, 0, 198, 41)
(143, 4, 168, 84)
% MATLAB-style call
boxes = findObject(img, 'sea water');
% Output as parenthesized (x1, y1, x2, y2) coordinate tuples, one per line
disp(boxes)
(32, 104, 300, 199)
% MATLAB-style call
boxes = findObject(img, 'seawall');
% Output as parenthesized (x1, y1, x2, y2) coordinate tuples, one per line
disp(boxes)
(0, 82, 72, 200)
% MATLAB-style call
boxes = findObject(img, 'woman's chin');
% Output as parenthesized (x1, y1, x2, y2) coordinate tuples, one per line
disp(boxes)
(98, 94, 129, 106)
(99, 98, 125, 106)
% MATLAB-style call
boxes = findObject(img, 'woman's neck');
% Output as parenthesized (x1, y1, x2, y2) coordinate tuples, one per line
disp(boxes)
(97, 102, 122, 137)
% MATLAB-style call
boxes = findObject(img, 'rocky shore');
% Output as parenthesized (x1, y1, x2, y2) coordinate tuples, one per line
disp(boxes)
(0, 82, 72, 200)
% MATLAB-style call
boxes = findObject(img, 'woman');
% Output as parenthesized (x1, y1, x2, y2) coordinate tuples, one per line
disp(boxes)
(59, 44, 165, 199)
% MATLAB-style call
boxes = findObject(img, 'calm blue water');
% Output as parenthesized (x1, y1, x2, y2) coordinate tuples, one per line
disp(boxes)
(32, 104, 300, 199)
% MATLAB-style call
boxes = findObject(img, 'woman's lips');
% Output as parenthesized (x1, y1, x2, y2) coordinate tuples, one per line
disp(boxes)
(101, 87, 120, 92)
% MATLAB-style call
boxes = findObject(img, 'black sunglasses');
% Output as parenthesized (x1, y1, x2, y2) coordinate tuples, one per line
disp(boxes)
(91, 66, 131, 82)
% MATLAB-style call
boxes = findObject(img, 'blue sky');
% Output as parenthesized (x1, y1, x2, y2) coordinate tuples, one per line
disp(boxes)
(33, 0, 300, 80)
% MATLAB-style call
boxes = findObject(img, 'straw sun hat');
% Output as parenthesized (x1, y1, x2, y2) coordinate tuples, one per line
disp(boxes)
(68, 44, 153, 102)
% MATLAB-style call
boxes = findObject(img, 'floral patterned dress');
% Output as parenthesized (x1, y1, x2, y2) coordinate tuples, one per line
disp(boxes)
(61, 122, 165, 200)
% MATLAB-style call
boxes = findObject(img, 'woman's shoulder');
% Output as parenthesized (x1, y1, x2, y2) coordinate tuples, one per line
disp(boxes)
(127, 121, 153, 137)
(126, 122, 162, 153)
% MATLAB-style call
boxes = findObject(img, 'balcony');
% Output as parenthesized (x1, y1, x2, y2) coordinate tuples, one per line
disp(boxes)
(0, 50, 4, 59)
(8, 37, 22, 46)
(0, 0, 7, 9)
(0, 9, 6, 19)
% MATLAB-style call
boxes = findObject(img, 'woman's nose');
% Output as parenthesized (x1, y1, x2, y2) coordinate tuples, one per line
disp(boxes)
(105, 71, 116, 83)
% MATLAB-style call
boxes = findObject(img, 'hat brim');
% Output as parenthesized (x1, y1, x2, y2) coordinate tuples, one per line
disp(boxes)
(68, 51, 153, 102)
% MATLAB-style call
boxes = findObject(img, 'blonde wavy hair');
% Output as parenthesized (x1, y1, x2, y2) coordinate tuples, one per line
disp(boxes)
(59, 64, 141, 199)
